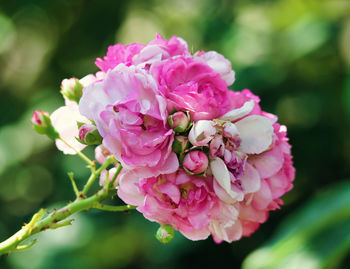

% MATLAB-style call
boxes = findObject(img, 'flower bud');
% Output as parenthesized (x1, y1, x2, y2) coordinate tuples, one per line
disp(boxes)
(155, 225, 175, 244)
(60, 78, 83, 103)
(99, 167, 118, 186)
(31, 110, 59, 139)
(78, 124, 102, 145)
(168, 111, 191, 133)
(183, 150, 209, 176)
(95, 145, 112, 164)
(172, 136, 190, 154)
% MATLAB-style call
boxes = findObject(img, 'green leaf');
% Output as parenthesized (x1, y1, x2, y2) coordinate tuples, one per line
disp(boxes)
(242, 180, 350, 269)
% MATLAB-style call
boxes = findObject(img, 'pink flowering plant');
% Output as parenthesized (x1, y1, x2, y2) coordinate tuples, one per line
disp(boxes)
(0, 34, 295, 254)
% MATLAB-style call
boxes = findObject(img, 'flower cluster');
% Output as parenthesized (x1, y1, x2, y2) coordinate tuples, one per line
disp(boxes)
(51, 34, 295, 243)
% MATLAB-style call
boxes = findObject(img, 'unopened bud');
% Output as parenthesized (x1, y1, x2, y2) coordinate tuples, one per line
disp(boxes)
(95, 145, 112, 164)
(60, 78, 83, 103)
(99, 167, 118, 186)
(172, 136, 190, 154)
(31, 110, 59, 139)
(183, 150, 209, 176)
(78, 124, 102, 145)
(155, 225, 175, 244)
(168, 111, 191, 133)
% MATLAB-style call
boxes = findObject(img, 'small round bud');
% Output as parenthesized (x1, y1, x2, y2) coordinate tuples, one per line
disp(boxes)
(183, 150, 209, 176)
(78, 124, 102, 145)
(60, 78, 83, 103)
(172, 136, 190, 154)
(95, 145, 112, 164)
(31, 110, 59, 139)
(155, 225, 175, 244)
(168, 111, 191, 133)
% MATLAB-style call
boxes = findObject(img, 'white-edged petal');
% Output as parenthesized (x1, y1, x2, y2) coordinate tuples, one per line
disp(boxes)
(220, 100, 255, 122)
(188, 120, 216, 146)
(195, 51, 235, 86)
(210, 158, 237, 200)
(235, 115, 273, 154)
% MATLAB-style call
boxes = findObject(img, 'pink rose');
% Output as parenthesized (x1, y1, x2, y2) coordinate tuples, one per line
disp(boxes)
(132, 34, 190, 67)
(151, 57, 232, 121)
(95, 34, 190, 72)
(79, 64, 178, 177)
(118, 169, 219, 240)
(95, 43, 145, 72)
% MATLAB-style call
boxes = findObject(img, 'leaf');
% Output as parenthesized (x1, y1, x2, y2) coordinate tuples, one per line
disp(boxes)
(242, 180, 350, 269)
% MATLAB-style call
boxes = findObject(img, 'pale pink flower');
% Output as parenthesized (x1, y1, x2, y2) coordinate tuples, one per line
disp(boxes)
(79, 64, 178, 177)
(51, 102, 89, 154)
(118, 169, 219, 241)
(51, 74, 99, 154)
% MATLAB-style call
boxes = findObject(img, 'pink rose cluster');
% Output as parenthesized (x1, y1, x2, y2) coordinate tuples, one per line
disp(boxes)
(53, 34, 295, 243)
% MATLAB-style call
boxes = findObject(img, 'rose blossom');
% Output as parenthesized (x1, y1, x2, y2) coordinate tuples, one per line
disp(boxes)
(95, 34, 190, 72)
(151, 57, 232, 121)
(118, 169, 218, 240)
(50, 74, 101, 154)
(79, 64, 178, 177)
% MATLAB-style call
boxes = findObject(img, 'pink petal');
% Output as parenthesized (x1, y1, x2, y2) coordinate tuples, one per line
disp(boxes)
(248, 144, 284, 179)
(252, 179, 273, 210)
(241, 163, 261, 193)
(117, 170, 145, 206)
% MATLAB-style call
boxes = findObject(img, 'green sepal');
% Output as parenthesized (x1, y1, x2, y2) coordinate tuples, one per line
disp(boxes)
(155, 225, 175, 244)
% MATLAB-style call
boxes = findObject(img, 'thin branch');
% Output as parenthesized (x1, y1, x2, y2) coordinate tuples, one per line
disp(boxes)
(92, 203, 137, 212)
(59, 138, 94, 166)
(67, 172, 80, 198)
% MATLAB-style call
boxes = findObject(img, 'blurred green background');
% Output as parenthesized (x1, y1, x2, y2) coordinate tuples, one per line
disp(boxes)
(1, 0, 350, 268)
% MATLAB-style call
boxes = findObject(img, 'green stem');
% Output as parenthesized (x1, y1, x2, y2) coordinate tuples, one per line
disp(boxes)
(0, 185, 134, 256)
(92, 204, 137, 212)
(67, 172, 80, 198)
(81, 156, 115, 196)
(0, 157, 128, 256)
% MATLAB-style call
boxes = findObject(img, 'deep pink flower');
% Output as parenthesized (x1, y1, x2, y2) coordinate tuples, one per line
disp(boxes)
(118, 169, 219, 240)
(95, 34, 190, 72)
(95, 43, 145, 72)
(79, 64, 178, 177)
(151, 57, 232, 121)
